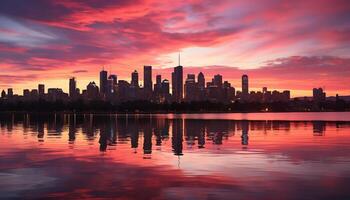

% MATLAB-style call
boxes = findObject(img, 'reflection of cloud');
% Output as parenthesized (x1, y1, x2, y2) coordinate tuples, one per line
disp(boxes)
(0, 168, 57, 199)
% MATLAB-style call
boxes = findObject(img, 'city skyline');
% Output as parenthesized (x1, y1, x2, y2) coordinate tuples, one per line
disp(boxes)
(0, 64, 342, 107)
(0, 0, 350, 96)
(0, 63, 347, 99)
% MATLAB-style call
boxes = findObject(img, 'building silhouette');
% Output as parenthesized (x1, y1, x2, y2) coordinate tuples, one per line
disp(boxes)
(172, 65, 183, 102)
(38, 84, 45, 96)
(313, 88, 326, 102)
(7, 88, 13, 98)
(1, 60, 346, 111)
(242, 74, 249, 101)
(99, 69, 108, 96)
(144, 66, 152, 97)
(69, 77, 77, 98)
(131, 70, 139, 87)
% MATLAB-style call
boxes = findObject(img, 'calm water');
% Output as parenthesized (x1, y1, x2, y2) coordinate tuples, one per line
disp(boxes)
(1, 112, 350, 200)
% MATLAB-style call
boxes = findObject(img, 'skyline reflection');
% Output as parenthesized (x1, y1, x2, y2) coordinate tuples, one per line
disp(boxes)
(1, 113, 350, 199)
(0, 113, 349, 155)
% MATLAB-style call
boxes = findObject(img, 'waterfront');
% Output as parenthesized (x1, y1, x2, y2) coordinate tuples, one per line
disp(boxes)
(1, 112, 350, 199)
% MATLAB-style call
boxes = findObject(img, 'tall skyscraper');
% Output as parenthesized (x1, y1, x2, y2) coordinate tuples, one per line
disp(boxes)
(144, 66, 152, 93)
(108, 74, 117, 94)
(38, 84, 45, 96)
(313, 88, 326, 102)
(100, 69, 108, 95)
(109, 74, 117, 86)
(69, 77, 77, 97)
(198, 72, 205, 89)
(7, 88, 13, 97)
(213, 74, 223, 88)
(172, 65, 183, 102)
(1, 90, 6, 98)
(131, 70, 139, 87)
(156, 75, 162, 85)
(184, 74, 196, 101)
(87, 81, 99, 99)
(242, 74, 249, 95)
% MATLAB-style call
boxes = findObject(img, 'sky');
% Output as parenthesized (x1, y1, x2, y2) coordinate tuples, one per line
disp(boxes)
(0, 0, 350, 97)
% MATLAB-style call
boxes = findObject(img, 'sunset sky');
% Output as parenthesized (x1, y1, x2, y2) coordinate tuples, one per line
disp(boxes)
(1, 0, 350, 97)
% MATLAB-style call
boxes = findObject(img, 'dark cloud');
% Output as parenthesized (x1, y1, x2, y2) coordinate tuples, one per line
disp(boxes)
(0, 0, 73, 21)
(72, 70, 88, 73)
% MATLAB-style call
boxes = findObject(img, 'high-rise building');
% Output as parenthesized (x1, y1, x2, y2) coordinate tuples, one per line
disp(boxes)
(131, 70, 139, 87)
(185, 74, 197, 101)
(198, 72, 205, 89)
(156, 75, 161, 85)
(109, 75, 117, 86)
(144, 66, 152, 93)
(107, 79, 114, 95)
(154, 75, 162, 99)
(242, 74, 249, 95)
(1, 90, 6, 98)
(172, 65, 183, 102)
(213, 74, 223, 88)
(100, 69, 108, 95)
(313, 88, 326, 102)
(162, 79, 170, 95)
(87, 81, 99, 99)
(23, 89, 30, 97)
(69, 77, 77, 97)
(38, 84, 45, 96)
(7, 88, 13, 97)
(108, 74, 117, 94)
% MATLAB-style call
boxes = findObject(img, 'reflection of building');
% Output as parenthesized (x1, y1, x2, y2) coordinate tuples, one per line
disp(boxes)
(143, 127, 152, 155)
(68, 114, 76, 143)
(241, 120, 249, 145)
(313, 121, 326, 136)
(99, 125, 108, 152)
(172, 119, 183, 156)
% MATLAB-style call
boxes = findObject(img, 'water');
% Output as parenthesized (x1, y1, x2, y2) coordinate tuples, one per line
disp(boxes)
(1, 112, 350, 200)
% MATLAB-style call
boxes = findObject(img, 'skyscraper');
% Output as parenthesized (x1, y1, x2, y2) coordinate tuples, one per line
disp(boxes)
(184, 74, 196, 101)
(313, 88, 326, 102)
(154, 75, 162, 99)
(38, 84, 45, 96)
(100, 69, 108, 95)
(198, 72, 205, 89)
(172, 65, 183, 102)
(7, 88, 13, 97)
(213, 74, 223, 88)
(69, 77, 77, 97)
(131, 70, 139, 87)
(87, 81, 99, 99)
(108, 74, 117, 94)
(156, 75, 162, 85)
(242, 74, 249, 95)
(144, 66, 152, 94)
(109, 74, 117, 86)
